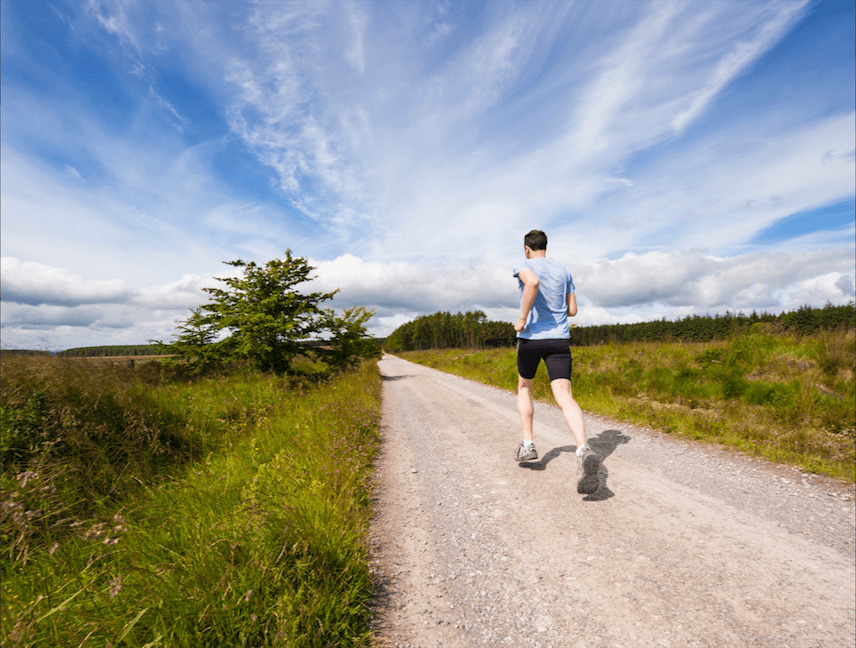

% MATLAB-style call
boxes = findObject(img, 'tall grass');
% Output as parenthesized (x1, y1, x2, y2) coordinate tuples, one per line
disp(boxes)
(1, 356, 381, 647)
(401, 328, 855, 482)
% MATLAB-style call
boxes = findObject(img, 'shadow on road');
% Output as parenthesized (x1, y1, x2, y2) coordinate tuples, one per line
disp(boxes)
(518, 429, 631, 501)
(380, 374, 412, 381)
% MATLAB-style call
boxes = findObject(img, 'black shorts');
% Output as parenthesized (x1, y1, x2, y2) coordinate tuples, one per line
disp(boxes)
(516, 338, 572, 381)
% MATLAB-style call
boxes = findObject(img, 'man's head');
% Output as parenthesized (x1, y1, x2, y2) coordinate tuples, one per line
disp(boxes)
(523, 230, 547, 255)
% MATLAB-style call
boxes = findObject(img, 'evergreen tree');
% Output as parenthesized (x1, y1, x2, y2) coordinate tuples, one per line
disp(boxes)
(163, 251, 376, 373)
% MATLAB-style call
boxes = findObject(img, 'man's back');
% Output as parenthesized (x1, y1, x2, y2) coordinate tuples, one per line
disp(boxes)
(513, 257, 574, 339)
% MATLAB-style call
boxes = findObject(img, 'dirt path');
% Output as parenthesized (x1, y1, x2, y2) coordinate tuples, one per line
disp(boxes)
(368, 354, 855, 648)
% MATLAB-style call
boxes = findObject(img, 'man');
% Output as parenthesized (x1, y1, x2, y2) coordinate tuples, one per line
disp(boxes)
(512, 229, 600, 494)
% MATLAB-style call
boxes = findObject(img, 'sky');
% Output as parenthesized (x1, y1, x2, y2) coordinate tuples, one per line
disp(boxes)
(1, 0, 854, 351)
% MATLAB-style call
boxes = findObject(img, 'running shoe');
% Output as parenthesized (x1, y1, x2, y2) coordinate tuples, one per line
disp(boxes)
(576, 447, 601, 494)
(515, 442, 538, 461)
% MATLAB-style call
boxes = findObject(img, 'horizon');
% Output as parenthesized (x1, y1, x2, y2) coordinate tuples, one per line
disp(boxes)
(4, 301, 851, 354)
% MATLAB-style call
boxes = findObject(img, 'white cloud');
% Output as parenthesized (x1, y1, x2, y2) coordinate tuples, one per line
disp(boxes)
(310, 246, 855, 336)
(3, 243, 852, 350)
(345, 4, 367, 74)
(1, 258, 130, 307)
(309, 254, 512, 314)
(575, 248, 855, 312)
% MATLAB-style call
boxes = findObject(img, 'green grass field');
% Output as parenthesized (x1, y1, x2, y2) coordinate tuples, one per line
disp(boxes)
(400, 327, 855, 482)
(1, 355, 382, 647)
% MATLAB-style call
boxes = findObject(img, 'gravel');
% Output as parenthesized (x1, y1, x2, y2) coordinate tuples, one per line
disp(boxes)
(369, 355, 855, 648)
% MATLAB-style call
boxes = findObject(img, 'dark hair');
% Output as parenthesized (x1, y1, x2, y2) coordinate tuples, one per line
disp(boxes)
(524, 230, 547, 251)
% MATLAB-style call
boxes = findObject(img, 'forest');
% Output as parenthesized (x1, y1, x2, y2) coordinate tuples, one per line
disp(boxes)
(383, 310, 516, 352)
(383, 302, 856, 352)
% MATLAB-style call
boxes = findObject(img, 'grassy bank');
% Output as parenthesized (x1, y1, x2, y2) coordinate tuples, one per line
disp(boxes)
(1, 355, 382, 647)
(400, 328, 855, 482)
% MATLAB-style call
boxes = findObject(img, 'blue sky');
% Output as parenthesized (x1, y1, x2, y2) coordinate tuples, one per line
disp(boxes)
(1, 0, 854, 350)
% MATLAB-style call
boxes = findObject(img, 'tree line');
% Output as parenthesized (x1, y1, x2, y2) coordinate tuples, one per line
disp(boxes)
(383, 311, 516, 352)
(57, 344, 170, 357)
(383, 302, 855, 351)
(572, 302, 855, 345)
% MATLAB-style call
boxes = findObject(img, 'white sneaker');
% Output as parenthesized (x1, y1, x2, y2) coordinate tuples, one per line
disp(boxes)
(515, 442, 538, 461)
(576, 447, 601, 494)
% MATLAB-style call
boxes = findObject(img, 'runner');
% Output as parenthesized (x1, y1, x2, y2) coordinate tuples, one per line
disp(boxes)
(512, 229, 601, 494)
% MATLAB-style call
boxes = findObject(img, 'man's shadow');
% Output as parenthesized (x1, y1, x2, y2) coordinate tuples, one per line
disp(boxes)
(518, 429, 630, 501)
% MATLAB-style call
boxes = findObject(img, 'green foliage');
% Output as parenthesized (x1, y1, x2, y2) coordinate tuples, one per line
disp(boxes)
(384, 310, 516, 352)
(158, 307, 221, 373)
(0, 356, 239, 561)
(162, 251, 377, 374)
(570, 301, 855, 345)
(383, 303, 854, 353)
(56, 345, 170, 357)
(2, 357, 382, 647)
(317, 307, 382, 369)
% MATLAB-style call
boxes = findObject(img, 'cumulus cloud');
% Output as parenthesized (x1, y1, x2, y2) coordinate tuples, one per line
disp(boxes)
(574, 248, 856, 311)
(3, 244, 852, 349)
(1, 258, 131, 307)
(0, 258, 217, 349)
(311, 247, 855, 335)
(308, 254, 512, 315)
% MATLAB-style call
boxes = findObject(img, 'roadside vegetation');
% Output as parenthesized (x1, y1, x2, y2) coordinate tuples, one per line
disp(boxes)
(2, 250, 384, 646)
(1, 355, 382, 647)
(400, 325, 855, 482)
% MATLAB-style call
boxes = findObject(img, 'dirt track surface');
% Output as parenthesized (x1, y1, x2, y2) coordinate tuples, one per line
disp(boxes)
(369, 354, 856, 648)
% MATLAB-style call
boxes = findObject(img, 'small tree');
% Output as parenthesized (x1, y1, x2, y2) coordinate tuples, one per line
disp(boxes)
(318, 306, 381, 369)
(162, 307, 221, 373)
(163, 251, 375, 374)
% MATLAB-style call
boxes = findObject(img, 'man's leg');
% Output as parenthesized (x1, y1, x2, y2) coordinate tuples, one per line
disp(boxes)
(549, 378, 587, 448)
(552, 378, 601, 493)
(517, 375, 535, 442)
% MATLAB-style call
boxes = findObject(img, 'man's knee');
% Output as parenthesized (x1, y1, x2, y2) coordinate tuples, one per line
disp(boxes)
(550, 378, 574, 401)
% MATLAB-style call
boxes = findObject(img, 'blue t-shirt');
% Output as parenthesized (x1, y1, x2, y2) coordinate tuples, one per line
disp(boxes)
(513, 257, 575, 339)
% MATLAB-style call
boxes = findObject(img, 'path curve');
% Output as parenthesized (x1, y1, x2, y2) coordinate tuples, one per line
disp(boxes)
(368, 354, 855, 648)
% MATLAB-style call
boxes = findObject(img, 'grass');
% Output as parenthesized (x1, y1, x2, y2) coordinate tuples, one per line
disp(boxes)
(399, 327, 856, 482)
(1, 355, 382, 647)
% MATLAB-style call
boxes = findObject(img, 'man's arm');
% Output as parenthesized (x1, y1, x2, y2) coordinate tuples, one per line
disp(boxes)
(567, 292, 578, 317)
(514, 268, 539, 333)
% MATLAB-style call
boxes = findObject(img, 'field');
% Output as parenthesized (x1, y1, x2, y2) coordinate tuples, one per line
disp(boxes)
(2, 326, 853, 645)
(1, 355, 382, 647)
(400, 327, 856, 482)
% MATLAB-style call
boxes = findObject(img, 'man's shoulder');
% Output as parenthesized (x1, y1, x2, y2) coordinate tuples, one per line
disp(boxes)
(540, 257, 570, 274)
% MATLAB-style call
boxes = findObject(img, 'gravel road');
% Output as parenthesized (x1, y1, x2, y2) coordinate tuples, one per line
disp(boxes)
(369, 354, 856, 648)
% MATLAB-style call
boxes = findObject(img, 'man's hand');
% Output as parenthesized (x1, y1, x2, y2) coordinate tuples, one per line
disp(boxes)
(514, 317, 527, 333)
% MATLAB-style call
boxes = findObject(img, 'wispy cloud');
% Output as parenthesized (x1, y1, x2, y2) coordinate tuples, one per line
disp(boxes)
(670, 0, 809, 134)
(1, 0, 852, 349)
